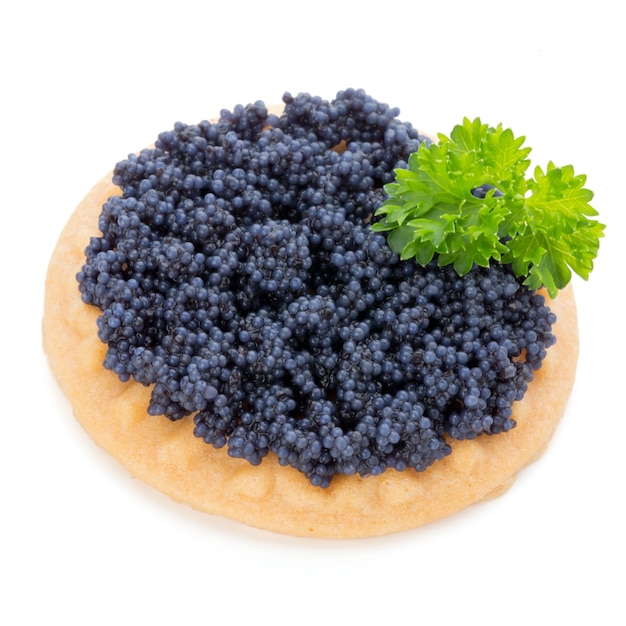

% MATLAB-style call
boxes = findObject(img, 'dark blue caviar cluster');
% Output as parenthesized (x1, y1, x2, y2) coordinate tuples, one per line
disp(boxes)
(77, 89, 556, 487)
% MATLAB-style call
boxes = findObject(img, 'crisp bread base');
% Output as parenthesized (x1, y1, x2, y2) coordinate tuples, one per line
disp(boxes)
(42, 174, 579, 539)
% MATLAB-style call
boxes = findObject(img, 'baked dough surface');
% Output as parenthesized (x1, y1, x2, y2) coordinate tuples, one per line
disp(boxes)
(43, 175, 579, 538)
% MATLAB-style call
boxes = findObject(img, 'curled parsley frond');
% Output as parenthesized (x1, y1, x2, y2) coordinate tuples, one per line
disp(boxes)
(372, 117, 605, 298)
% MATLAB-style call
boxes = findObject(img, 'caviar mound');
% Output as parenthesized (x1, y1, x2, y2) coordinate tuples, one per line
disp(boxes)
(74, 92, 558, 488)
(43, 91, 579, 538)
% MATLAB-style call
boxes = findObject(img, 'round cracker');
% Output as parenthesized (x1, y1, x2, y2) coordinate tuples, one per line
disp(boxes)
(42, 173, 578, 539)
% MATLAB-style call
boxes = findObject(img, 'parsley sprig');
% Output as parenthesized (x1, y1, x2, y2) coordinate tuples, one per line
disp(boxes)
(372, 117, 604, 298)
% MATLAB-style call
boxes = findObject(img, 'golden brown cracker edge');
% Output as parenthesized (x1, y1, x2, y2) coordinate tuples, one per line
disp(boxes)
(42, 155, 579, 540)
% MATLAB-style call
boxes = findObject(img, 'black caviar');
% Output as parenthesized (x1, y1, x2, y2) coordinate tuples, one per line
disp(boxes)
(77, 89, 556, 487)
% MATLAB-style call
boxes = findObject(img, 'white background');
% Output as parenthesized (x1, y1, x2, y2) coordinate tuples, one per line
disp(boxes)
(2, 1, 624, 623)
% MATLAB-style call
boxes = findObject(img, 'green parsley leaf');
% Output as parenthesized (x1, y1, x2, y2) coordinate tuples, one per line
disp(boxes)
(372, 117, 604, 298)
